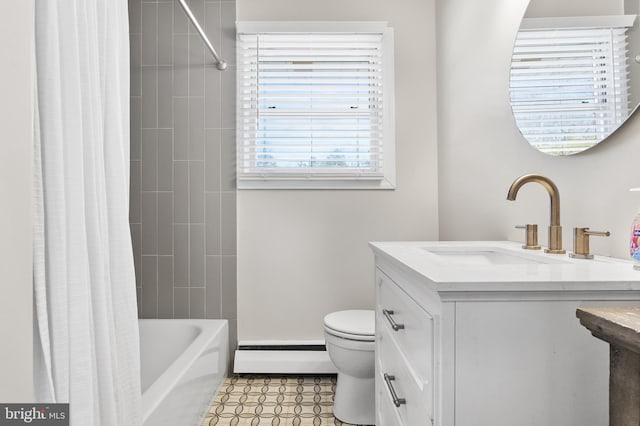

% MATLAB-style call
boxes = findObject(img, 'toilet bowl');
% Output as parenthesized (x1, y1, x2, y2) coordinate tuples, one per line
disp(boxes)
(324, 310, 375, 425)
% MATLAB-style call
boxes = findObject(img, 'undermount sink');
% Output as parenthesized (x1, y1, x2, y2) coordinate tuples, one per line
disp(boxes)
(422, 246, 570, 265)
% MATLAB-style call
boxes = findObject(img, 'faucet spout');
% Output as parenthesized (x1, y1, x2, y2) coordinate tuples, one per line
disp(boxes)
(507, 174, 565, 254)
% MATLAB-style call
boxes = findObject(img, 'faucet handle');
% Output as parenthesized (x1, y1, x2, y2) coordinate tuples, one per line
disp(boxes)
(570, 227, 611, 259)
(515, 224, 541, 250)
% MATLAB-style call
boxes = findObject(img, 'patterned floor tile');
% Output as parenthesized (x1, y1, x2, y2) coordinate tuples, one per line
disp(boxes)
(201, 375, 364, 426)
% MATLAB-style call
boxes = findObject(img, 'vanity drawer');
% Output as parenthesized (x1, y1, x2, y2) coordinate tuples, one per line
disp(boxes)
(378, 326, 433, 425)
(377, 269, 433, 386)
(377, 371, 405, 426)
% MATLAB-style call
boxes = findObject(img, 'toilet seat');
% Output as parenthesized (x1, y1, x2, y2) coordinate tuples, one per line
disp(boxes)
(324, 310, 375, 342)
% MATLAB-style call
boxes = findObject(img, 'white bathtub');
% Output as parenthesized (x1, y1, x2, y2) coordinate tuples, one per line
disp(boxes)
(139, 319, 228, 426)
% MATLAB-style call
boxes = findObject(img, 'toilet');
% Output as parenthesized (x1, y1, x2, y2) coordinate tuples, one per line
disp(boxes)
(324, 310, 375, 425)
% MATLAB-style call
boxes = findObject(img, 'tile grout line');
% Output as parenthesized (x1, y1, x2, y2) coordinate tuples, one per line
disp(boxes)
(172, 0, 180, 319)
(154, 1, 160, 319)
(155, 137, 159, 318)
(170, 0, 176, 319)
(218, 0, 224, 323)
(202, 3, 209, 320)
(186, 17, 192, 319)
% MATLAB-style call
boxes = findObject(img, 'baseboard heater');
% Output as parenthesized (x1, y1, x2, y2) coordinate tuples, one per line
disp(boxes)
(233, 341, 337, 374)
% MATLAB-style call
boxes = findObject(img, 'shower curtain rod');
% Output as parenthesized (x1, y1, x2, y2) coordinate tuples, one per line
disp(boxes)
(176, 0, 227, 70)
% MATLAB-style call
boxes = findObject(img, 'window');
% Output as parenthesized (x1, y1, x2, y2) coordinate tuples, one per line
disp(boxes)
(510, 22, 631, 155)
(236, 22, 395, 189)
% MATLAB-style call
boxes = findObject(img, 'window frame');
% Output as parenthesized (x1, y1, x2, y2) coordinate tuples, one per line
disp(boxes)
(236, 21, 396, 190)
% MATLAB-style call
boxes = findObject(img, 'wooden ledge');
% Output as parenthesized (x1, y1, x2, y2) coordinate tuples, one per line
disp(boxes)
(577, 307, 640, 425)
(577, 307, 640, 355)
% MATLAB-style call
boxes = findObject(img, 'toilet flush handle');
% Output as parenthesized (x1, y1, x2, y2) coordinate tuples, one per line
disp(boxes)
(382, 309, 405, 331)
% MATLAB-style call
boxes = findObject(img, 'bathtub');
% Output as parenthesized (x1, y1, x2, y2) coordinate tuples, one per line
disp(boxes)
(139, 319, 228, 426)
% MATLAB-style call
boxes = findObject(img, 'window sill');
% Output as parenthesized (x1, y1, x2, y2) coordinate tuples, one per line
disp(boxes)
(237, 177, 396, 190)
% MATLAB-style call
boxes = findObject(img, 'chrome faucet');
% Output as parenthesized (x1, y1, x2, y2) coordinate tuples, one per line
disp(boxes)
(506, 174, 566, 254)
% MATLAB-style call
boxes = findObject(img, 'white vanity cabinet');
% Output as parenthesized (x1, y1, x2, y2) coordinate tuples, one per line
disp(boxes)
(371, 241, 640, 426)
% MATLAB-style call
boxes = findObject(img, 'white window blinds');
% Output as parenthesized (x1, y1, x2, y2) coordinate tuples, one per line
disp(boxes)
(510, 27, 630, 155)
(237, 24, 395, 188)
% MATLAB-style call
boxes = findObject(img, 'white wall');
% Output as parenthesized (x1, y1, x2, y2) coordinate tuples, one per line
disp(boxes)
(524, 0, 623, 17)
(437, 0, 640, 260)
(237, 0, 439, 341)
(0, 1, 34, 402)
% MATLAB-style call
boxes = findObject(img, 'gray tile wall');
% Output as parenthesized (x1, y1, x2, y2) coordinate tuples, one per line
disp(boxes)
(129, 0, 237, 353)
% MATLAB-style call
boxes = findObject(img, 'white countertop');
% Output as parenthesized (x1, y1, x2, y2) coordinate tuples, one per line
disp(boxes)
(369, 241, 640, 292)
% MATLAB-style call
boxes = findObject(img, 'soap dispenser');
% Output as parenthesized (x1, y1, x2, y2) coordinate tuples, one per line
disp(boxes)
(630, 188, 640, 270)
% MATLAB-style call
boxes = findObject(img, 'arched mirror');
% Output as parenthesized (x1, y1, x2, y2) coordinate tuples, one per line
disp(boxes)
(509, 0, 640, 155)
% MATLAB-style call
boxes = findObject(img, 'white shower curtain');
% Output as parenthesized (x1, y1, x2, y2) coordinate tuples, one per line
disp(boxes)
(33, 1, 141, 425)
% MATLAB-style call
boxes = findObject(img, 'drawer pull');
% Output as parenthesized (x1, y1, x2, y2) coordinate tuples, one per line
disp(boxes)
(383, 373, 406, 407)
(382, 309, 405, 331)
